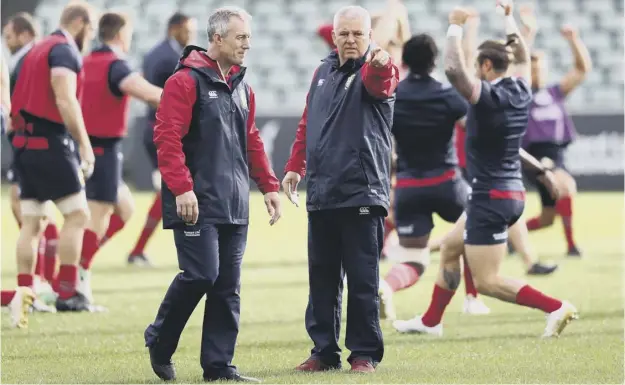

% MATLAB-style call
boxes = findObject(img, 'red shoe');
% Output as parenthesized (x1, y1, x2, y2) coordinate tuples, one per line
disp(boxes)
(350, 358, 375, 373)
(295, 357, 338, 372)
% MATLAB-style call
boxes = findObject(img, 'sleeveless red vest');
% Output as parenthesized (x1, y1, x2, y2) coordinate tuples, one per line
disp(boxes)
(81, 51, 130, 138)
(11, 34, 84, 127)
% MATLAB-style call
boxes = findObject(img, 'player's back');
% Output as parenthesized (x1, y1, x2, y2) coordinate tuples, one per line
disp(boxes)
(465, 77, 532, 191)
(392, 75, 468, 177)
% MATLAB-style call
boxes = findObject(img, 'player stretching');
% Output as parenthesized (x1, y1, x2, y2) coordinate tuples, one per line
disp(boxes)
(127, 13, 196, 266)
(518, 6, 591, 257)
(10, 1, 97, 312)
(394, 3, 577, 338)
(427, 11, 559, 277)
(77, 12, 163, 304)
(378, 33, 490, 321)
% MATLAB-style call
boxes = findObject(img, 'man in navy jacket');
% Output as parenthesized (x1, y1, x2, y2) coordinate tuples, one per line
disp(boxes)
(283, 5, 399, 373)
(144, 6, 281, 383)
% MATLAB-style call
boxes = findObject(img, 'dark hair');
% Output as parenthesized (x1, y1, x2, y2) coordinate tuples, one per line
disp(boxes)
(402, 34, 438, 76)
(477, 39, 515, 72)
(167, 12, 190, 30)
(8, 12, 38, 37)
(98, 12, 129, 41)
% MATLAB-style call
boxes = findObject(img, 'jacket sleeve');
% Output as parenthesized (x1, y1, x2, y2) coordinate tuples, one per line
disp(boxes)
(283, 102, 307, 178)
(153, 68, 195, 196)
(246, 85, 280, 194)
(361, 59, 399, 99)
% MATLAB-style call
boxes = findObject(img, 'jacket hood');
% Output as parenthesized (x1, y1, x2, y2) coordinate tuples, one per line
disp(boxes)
(176, 45, 245, 80)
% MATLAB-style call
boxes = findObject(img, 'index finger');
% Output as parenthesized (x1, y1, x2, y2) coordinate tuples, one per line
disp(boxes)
(191, 202, 199, 224)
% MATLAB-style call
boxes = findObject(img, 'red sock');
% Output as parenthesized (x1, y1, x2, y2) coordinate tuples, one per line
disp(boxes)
(384, 263, 420, 292)
(17, 274, 34, 288)
(43, 223, 59, 282)
(99, 214, 126, 247)
(555, 197, 576, 250)
(56, 265, 78, 300)
(515, 285, 562, 313)
(131, 193, 162, 255)
(383, 218, 394, 244)
(526, 217, 543, 231)
(421, 284, 456, 327)
(34, 237, 46, 278)
(462, 255, 478, 297)
(1, 290, 16, 306)
(79, 229, 100, 270)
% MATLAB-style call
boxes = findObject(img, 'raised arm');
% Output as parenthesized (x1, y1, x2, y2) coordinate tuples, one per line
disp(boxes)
(444, 7, 481, 104)
(362, 47, 399, 99)
(518, 4, 538, 49)
(558, 25, 592, 97)
(461, 10, 479, 65)
(502, 2, 531, 81)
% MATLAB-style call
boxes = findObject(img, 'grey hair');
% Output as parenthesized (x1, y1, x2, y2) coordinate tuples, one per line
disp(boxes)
(333, 5, 371, 31)
(207, 6, 252, 42)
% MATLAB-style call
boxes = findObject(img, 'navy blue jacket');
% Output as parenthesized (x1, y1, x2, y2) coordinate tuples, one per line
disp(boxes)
(142, 39, 182, 123)
(285, 49, 399, 212)
(154, 46, 279, 229)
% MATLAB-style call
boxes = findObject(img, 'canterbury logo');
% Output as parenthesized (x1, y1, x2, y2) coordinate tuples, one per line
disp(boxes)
(359, 206, 370, 215)
(208, 90, 218, 99)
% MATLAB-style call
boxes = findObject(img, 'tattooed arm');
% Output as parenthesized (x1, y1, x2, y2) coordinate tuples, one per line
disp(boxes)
(445, 8, 481, 104)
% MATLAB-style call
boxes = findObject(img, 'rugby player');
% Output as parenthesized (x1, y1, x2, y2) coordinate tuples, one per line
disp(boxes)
(128, 12, 196, 266)
(3, 13, 61, 302)
(394, 3, 577, 338)
(378, 31, 490, 321)
(10, 0, 97, 312)
(518, 6, 591, 257)
(77, 12, 163, 304)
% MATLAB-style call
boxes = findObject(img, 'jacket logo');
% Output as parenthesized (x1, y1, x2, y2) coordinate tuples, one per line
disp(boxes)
(317, 79, 325, 87)
(184, 230, 201, 237)
(208, 90, 218, 99)
(359, 206, 370, 215)
(345, 74, 355, 90)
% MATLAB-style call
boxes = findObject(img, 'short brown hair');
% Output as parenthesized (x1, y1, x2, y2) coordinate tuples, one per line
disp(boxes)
(98, 12, 129, 41)
(60, 0, 96, 27)
(7, 12, 38, 38)
(477, 39, 514, 73)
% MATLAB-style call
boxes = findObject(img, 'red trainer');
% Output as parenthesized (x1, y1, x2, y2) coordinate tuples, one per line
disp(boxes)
(350, 358, 375, 373)
(295, 357, 338, 372)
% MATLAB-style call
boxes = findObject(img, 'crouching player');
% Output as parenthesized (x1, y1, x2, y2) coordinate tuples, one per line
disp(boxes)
(77, 12, 163, 305)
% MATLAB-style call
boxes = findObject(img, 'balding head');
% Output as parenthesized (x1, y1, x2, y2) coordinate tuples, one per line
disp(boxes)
(332, 6, 372, 64)
(58, 0, 97, 53)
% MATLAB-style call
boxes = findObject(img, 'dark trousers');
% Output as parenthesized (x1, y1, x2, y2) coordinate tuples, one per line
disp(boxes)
(145, 224, 248, 378)
(305, 209, 385, 366)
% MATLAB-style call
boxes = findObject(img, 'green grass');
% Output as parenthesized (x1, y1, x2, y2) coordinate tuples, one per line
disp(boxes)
(1, 188, 623, 384)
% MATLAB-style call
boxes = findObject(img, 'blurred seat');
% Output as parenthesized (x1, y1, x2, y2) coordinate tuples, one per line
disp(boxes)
(31, 0, 622, 114)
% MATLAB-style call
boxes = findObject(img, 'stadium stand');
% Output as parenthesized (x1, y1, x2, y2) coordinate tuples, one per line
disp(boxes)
(31, 0, 623, 116)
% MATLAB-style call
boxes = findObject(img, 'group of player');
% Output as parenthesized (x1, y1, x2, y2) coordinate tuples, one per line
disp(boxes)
(0, 0, 589, 338)
(1, 2, 198, 327)
(317, 0, 589, 334)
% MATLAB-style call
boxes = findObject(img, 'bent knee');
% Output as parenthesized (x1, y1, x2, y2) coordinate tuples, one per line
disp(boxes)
(64, 208, 90, 228)
(473, 276, 498, 296)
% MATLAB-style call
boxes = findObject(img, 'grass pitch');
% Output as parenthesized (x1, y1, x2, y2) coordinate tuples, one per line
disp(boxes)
(1, 188, 623, 384)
